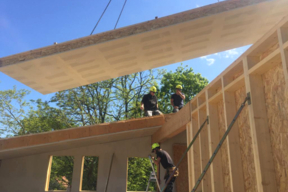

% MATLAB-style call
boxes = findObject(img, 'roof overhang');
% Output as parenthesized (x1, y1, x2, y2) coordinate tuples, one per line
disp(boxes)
(1, 0, 288, 94)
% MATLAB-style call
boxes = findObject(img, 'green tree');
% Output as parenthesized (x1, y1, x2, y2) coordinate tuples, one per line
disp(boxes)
(0, 86, 31, 136)
(127, 157, 156, 191)
(158, 65, 209, 113)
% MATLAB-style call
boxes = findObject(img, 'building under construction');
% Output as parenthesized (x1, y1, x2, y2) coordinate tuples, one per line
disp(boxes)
(0, 0, 288, 191)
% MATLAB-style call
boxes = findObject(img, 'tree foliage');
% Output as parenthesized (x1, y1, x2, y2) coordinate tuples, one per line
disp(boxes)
(158, 65, 209, 113)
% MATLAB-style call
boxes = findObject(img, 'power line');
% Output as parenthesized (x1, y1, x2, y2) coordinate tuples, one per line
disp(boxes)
(90, 0, 112, 35)
(114, 0, 128, 29)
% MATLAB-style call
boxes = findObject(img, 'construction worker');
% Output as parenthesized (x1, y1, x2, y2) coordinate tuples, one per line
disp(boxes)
(151, 143, 179, 192)
(140, 86, 162, 117)
(171, 85, 185, 113)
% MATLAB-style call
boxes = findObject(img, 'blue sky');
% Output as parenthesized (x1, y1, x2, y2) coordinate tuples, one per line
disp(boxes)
(0, 0, 250, 102)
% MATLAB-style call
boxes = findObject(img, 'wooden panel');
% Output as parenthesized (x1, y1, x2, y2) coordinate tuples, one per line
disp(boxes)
(0, 116, 164, 151)
(1, 0, 288, 94)
(262, 63, 288, 192)
(217, 99, 232, 192)
(235, 86, 257, 192)
(173, 144, 189, 192)
(243, 57, 277, 192)
(198, 108, 211, 192)
(206, 91, 224, 192)
(152, 104, 191, 143)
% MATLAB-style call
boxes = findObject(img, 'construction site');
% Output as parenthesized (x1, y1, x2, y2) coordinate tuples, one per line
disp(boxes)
(0, 0, 288, 191)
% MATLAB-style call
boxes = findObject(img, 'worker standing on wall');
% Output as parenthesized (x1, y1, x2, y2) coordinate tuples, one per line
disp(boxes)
(171, 85, 185, 113)
(140, 86, 162, 117)
(151, 143, 179, 192)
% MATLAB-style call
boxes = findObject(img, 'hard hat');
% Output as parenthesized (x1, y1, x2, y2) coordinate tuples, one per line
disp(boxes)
(150, 86, 157, 93)
(152, 143, 160, 152)
(176, 85, 183, 90)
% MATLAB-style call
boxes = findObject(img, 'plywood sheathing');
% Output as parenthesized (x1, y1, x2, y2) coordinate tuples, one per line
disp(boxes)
(0, 115, 164, 152)
(217, 100, 232, 192)
(235, 86, 257, 192)
(173, 144, 189, 192)
(1, 0, 288, 94)
(0, 0, 273, 67)
(262, 63, 288, 192)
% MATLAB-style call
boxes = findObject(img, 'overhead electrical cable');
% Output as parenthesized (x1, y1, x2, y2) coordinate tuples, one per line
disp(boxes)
(114, 0, 128, 29)
(90, 0, 112, 35)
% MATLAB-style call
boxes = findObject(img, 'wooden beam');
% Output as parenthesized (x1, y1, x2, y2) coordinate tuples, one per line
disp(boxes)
(206, 91, 224, 192)
(0, 116, 165, 151)
(191, 113, 202, 191)
(277, 27, 288, 86)
(186, 123, 193, 191)
(152, 103, 191, 143)
(44, 156, 53, 191)
(222, 79, 245, 192)
(198, 107, 212, 192)
(243, 57, 277, 192)
(71, 156, 84, 192)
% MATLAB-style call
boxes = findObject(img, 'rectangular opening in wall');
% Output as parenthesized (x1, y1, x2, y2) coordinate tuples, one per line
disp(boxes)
(48, 156, 74, 191)
(81, 156, 99, 191)
(127, 157, 156, 191)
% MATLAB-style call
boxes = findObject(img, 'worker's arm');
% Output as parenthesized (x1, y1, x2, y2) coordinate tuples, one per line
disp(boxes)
(170, 99, 174, 107)
(152, 157, 161, 166)
(180, 93, 185, 100)
(140, 102, 144, 110)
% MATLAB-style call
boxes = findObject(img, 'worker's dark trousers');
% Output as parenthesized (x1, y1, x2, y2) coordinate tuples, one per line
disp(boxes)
(172, 107, 182, 113)
(164, 176, 176, 192)
(144, 110, 162, 117)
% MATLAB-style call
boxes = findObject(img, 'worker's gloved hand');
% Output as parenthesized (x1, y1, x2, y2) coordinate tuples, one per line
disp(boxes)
(152, 156, 155, 160)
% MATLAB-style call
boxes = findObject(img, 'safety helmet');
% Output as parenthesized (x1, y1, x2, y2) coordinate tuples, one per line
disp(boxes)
(151, 143, 160, 152)
(176, 85, 183, 90)
(150, 86, 157, 93)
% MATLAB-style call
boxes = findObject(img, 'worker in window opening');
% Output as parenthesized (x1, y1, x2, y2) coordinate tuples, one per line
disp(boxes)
(151, 143, 179, 192)
(171, 85, 185, 113)
(140, 86, 162, 117)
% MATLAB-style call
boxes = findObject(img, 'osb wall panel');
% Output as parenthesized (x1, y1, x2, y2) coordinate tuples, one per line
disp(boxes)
(262, 63, 288, 192)
(217, 100, 231, 192)
(173, 144, 189, 192)
(235, 86, 257, 192)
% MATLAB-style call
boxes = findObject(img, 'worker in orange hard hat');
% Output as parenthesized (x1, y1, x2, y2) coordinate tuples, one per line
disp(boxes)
(151, 143, 179, 192)
(171, 85, 185, 113)
(140, 86, 162, 117)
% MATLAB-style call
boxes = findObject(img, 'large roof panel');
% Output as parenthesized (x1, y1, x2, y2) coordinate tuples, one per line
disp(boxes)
(1, 0, 288, 94)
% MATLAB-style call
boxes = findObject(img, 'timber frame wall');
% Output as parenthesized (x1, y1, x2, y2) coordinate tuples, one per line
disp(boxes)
(154, 16, 288, 192)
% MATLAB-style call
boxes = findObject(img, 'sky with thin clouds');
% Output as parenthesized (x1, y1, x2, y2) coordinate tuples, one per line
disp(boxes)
(0, 0, 251, 102)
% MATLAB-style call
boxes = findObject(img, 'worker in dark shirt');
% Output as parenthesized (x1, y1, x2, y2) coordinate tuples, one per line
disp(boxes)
(151, 143, 179, 192)
(171, 85, 185, 113)
(140, 86, 162, 117)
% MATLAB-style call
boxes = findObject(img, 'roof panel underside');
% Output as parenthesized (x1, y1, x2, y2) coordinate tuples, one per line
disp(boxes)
(0, 0, 288, 94)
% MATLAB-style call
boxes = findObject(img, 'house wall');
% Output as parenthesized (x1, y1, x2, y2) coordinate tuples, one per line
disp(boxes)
(0, 131, 186, 192)
(184, 18, 288, 192)
(0, 136, 152, 192)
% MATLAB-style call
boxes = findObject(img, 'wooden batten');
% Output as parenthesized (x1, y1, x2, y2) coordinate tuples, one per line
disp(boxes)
(205, 90, 224, 192)
(198, 107, 211, 192)
(277, 25, 288, 86)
